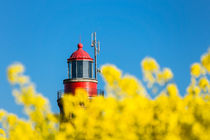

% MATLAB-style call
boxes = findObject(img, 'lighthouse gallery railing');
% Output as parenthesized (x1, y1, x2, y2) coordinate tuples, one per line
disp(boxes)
(57, 89, 104, 100)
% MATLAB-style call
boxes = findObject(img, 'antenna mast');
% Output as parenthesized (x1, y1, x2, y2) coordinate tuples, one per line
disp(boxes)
(91, 32, 100, 80)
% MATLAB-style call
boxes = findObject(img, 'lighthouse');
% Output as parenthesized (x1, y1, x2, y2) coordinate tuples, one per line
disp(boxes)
(57, 33, 104, 115)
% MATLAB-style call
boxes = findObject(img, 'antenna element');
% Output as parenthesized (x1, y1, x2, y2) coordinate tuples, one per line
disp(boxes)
(91, 32, 100, 80)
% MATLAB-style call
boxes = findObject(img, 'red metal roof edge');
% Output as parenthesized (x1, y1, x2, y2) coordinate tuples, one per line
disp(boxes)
(67, 58, 93, 61)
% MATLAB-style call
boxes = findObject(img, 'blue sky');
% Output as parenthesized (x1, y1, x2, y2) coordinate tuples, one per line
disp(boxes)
(0, 0, 209, 117)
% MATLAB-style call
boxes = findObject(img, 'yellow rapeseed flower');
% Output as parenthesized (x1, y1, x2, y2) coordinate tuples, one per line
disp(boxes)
(141, 57, 159, 72)
(167, 84, 179, 97)
(162, 68, 173, 81)
(187, 85, 201, 96)
(0, 110, 6, 120)
(7, 114, 17, 126)
(119, 75, 144, 97)
(157, 68, 173, 85)
(7, 63, 25, 84)
(192, 123, 203, 136)
(201, 50, 210, 72)
(191, 63, 202, 77)
(101, 65, 121, 86)
(199, 77, 209, 90)
(144, 71, 155, 87)
(0, 129, 5, 136)
(17, 76, 29, 85)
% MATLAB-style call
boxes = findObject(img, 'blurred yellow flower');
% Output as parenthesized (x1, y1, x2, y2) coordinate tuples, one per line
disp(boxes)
(119, 75, 145, 97)
(187, 85, 201, 96)
(162, 68, 173, 81)
(192, 123, 203, 136)
(199, 77, 209, 90)
(101, 65, 121, 86)
(191, 63, 202, 77)
(7, 63, 28, 85)
(0, 110, 5, 120)
(201, 50, 210, 72)
(7, 114, 17, 126)
(0, 129, 5, 136)
(141, 57, 159, 72)
(144, 71, 155, 87)
(157, 68, 173, 85)
(167, 84, 178, 97)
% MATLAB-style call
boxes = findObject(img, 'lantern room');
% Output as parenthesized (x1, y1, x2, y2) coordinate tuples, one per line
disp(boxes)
(67, 43, 93, 79)
(63, 43, 98, 97)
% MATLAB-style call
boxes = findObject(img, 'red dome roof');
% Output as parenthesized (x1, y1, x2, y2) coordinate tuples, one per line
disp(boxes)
(68, 43, 93, 61)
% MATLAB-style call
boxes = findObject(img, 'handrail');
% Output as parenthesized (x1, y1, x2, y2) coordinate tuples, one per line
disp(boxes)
(57, 90, 64, 100)
(57, 88, 104, 100)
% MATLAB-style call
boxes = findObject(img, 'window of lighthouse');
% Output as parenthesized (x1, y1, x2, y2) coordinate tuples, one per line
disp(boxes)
(72, 61, 76, 78)
(88, 61, 93, 78)
(71, 60, 93, 79)
(77, 61, 83, 78)
(83, 61, 89, 78)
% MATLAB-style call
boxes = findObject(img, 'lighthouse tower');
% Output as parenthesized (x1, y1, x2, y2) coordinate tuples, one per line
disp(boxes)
(57, 33, 103, 115)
